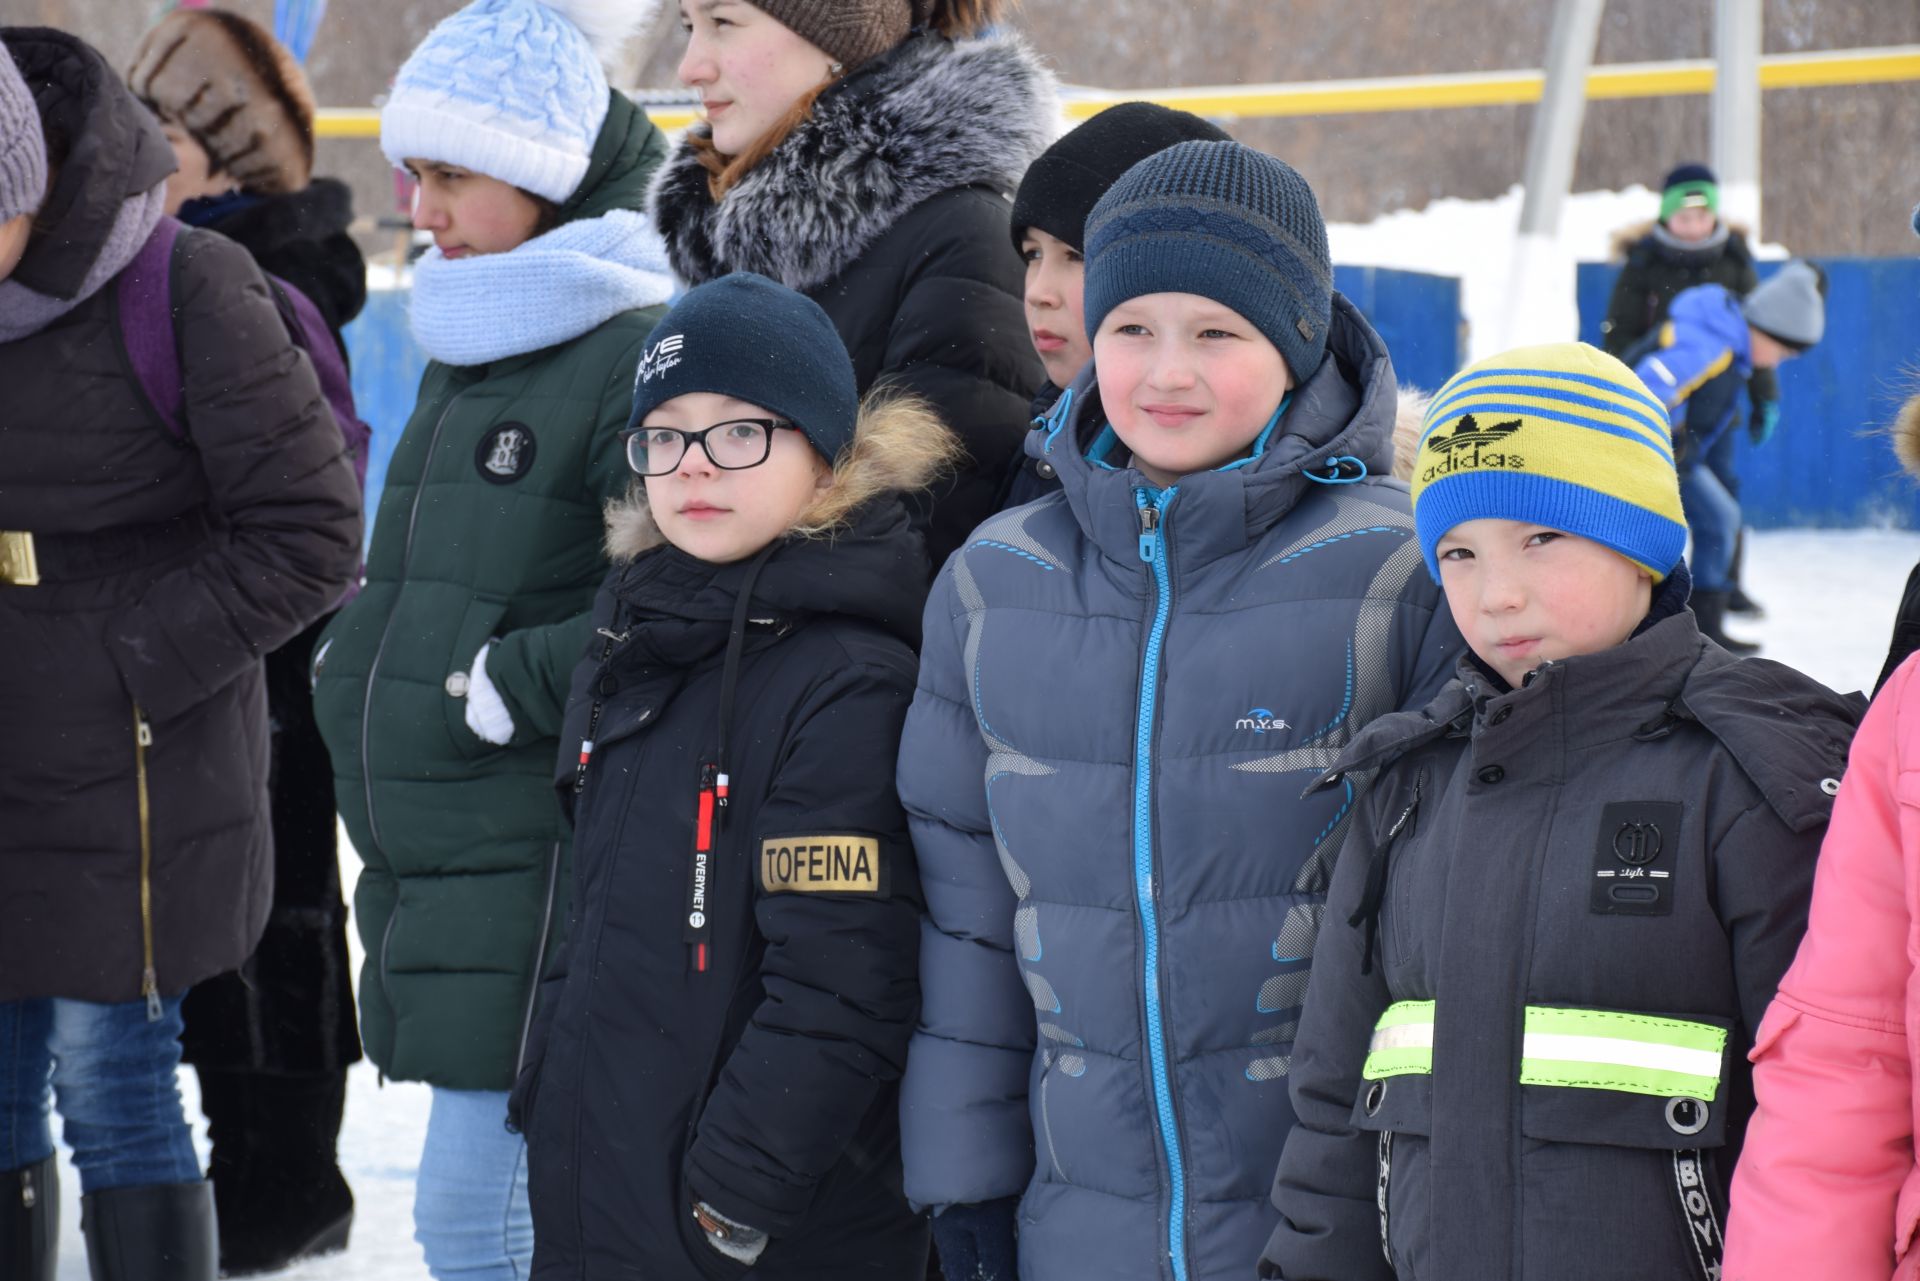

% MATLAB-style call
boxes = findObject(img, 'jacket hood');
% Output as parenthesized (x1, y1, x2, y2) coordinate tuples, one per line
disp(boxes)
(603, 497, 927, 671)
(1320, 607, 1860, 834)
(649, 29, 1055, 292)
(4, 27, 175, 299)
(1666, 282, 1752, 361)
(190, 177, 366, 329)
(1035, 290, 1404, 569)
(562, 89, 669, 225)
(1609, 216, 1754, 266)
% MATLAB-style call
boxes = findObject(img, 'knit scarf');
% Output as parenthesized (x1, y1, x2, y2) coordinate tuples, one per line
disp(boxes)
(408, 207, 677, 367)
(0, 182, 165, 343)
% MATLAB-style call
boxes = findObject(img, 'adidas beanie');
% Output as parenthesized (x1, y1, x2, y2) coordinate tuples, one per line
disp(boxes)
(1083, 140, 1334, 382)
(1410, 342, 1687, 583)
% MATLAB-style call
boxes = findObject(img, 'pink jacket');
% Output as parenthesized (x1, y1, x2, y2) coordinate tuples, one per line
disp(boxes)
(1727, 652, 1920, 1280)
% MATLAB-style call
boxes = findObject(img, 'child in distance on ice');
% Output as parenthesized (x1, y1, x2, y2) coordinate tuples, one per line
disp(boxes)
(1261, 341, 1861, 1281)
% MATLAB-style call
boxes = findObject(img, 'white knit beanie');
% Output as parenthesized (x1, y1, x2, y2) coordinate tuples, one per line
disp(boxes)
(380, 0, 655, 203)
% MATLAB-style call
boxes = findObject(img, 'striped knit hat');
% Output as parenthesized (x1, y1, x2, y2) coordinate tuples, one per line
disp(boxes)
(1410, 342, 1686, 583)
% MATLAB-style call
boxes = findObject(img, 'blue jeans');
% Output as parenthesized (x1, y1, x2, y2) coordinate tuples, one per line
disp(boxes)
(1681, 460, 1741, 592)
(0, 995, 200, 1193)
(415, 1087, 533, 1280)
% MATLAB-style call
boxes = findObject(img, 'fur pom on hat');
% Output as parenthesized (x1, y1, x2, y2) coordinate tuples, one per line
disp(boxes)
(381, 0, 657, 203)
(127, 9, 315, 196)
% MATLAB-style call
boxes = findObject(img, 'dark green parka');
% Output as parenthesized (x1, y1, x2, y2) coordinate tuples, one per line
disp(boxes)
(312, 96, 669, 1090)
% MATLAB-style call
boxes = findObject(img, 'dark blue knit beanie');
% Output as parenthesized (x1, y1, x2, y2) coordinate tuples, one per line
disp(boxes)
(626, 273, 860, 463)
(1083, 140, 1334, 381)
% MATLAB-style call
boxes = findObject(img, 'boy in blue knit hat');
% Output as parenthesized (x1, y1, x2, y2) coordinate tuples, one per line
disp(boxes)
(1262, 341, 1859, 1281)
(897, 140, 1461, 1281)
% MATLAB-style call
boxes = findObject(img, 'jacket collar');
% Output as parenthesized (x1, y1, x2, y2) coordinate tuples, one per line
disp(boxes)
(604, 497, 926, 673)
(648, 30, 1054, 292)
(1037, 292, 1401, 572)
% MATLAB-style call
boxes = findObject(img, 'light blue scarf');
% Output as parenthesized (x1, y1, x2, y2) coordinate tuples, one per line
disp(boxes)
(408, 207, 676, 366)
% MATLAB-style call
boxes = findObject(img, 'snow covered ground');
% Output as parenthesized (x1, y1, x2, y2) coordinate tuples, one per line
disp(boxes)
(46, 526, 1919, 1280)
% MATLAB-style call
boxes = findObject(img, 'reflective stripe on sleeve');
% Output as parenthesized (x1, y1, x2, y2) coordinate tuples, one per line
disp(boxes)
(1519, 1007, 1727, 1101)
(1363, 1000, 1435, 1080)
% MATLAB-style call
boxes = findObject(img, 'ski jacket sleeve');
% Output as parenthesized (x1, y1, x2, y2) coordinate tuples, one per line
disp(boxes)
(683, 656, 925, 1238)
(480, 332, 645, 742)
(1725, 660, 1919, 1281)
(1601, 251, 1657, 357)
(1259, 775, 1401, 1281)
(107, 231, 362, 724)
(895, 566, 1039, 1212)
(1633, 324, 1738, 417)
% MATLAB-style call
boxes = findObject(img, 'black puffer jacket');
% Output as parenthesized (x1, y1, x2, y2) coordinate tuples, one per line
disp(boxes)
(1261, 604, 1862, 1281)
(0, 28, 362, 1005)
(1601, 219, 1778, 407)
(519, 498, 930, 1280)
(175, 176, 369, 1074)
(651, 30, 1053, 570)
(179, 178, 366, 343)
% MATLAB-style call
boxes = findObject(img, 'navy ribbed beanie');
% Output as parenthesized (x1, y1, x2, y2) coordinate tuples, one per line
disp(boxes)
(627, 273, 860, 462)
(1083, 140, 1333, 381)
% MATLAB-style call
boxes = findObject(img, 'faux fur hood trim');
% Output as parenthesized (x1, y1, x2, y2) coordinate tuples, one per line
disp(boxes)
(604, 391, 960, 562)
(649, 30, 1056, 292)
(1608, 216, 1754, 263)
(1391, 386, 1430, 482)
(1895, 393, 1920, 481)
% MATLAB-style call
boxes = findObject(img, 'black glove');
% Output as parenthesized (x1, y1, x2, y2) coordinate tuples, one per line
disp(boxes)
(930, 1196, 1020, 1281)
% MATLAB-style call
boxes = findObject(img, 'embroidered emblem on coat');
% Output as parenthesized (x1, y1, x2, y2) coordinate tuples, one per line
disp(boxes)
(758, 835, 886, 895)
(475, 423, 536, 484)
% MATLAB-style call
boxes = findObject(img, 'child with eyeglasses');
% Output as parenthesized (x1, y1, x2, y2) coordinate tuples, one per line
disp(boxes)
(512, 272, 958, 1279)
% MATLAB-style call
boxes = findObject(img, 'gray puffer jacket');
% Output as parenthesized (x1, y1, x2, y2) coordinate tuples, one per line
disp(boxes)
(1260, 606, 1863, 1281)
(898, 294, 1462, 1281)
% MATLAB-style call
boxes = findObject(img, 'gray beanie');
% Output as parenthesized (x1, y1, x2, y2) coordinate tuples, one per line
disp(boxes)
(1743, 259, 1826, 351)
(0, 39, 48, 223)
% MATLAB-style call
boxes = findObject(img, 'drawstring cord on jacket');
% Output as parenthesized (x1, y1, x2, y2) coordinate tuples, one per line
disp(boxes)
(684, 542, 779, 974)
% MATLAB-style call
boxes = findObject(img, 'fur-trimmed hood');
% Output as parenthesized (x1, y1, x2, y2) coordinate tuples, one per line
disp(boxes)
(649, 29, 1055, 292)
(604, 391, 957, 561)
(1608, 215, 1755, 265)
(1895, 393, 1920, 480)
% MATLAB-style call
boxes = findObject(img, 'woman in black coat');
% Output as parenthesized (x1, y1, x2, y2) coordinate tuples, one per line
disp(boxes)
(0, 27, 360, 1279)
(651, 0, 1054, 571)
(124, 10, 366, 1272)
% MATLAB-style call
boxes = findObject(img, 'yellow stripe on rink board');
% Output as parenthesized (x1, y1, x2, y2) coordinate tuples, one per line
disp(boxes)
(314, 45, 1920, 138)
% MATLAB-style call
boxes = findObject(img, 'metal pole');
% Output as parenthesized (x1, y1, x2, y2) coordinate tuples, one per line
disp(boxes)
(1713, 0, 1764, 239)
(1518, 0, 1607, 238)
(1498, 0, 1606, 352)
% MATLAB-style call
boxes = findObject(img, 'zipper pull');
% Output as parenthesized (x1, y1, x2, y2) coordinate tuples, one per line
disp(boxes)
(136, 717, 153, 748)
(142, 967, 162, 1022)
(1137, 492, 1160, 563)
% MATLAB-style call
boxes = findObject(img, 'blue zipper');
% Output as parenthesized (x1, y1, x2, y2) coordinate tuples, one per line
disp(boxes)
(1132, 484, 1189, 1281)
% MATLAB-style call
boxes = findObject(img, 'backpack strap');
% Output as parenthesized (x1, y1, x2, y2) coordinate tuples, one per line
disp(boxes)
(116, 216, 187, 441)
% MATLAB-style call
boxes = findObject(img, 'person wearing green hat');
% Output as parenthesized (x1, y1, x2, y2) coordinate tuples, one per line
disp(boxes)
(1602, 161, 1777, 617)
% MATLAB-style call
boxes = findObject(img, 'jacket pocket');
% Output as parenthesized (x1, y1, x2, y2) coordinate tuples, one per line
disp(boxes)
(440, 596, 510, 759)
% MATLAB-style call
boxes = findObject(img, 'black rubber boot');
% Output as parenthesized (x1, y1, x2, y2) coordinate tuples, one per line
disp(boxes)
(1727, 529, 1765, 616)
(200, 1068, 353, 1276)
(80, 1180, 216, 1281)
(0, 1156, 58, 1281)
(1694, 591, 1760, 656)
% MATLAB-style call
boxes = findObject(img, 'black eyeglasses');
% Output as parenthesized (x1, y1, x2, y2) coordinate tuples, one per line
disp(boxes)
(623, 418, 799, 476)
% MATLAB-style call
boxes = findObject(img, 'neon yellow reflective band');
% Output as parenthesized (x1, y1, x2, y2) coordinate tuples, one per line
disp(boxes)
(1362, 1001, 1435, 1080)
(1519, 1007, 1727, 1101)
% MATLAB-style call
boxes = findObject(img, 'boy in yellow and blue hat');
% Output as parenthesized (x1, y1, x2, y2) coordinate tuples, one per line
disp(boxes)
(1261, 341, 1861, 1281)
